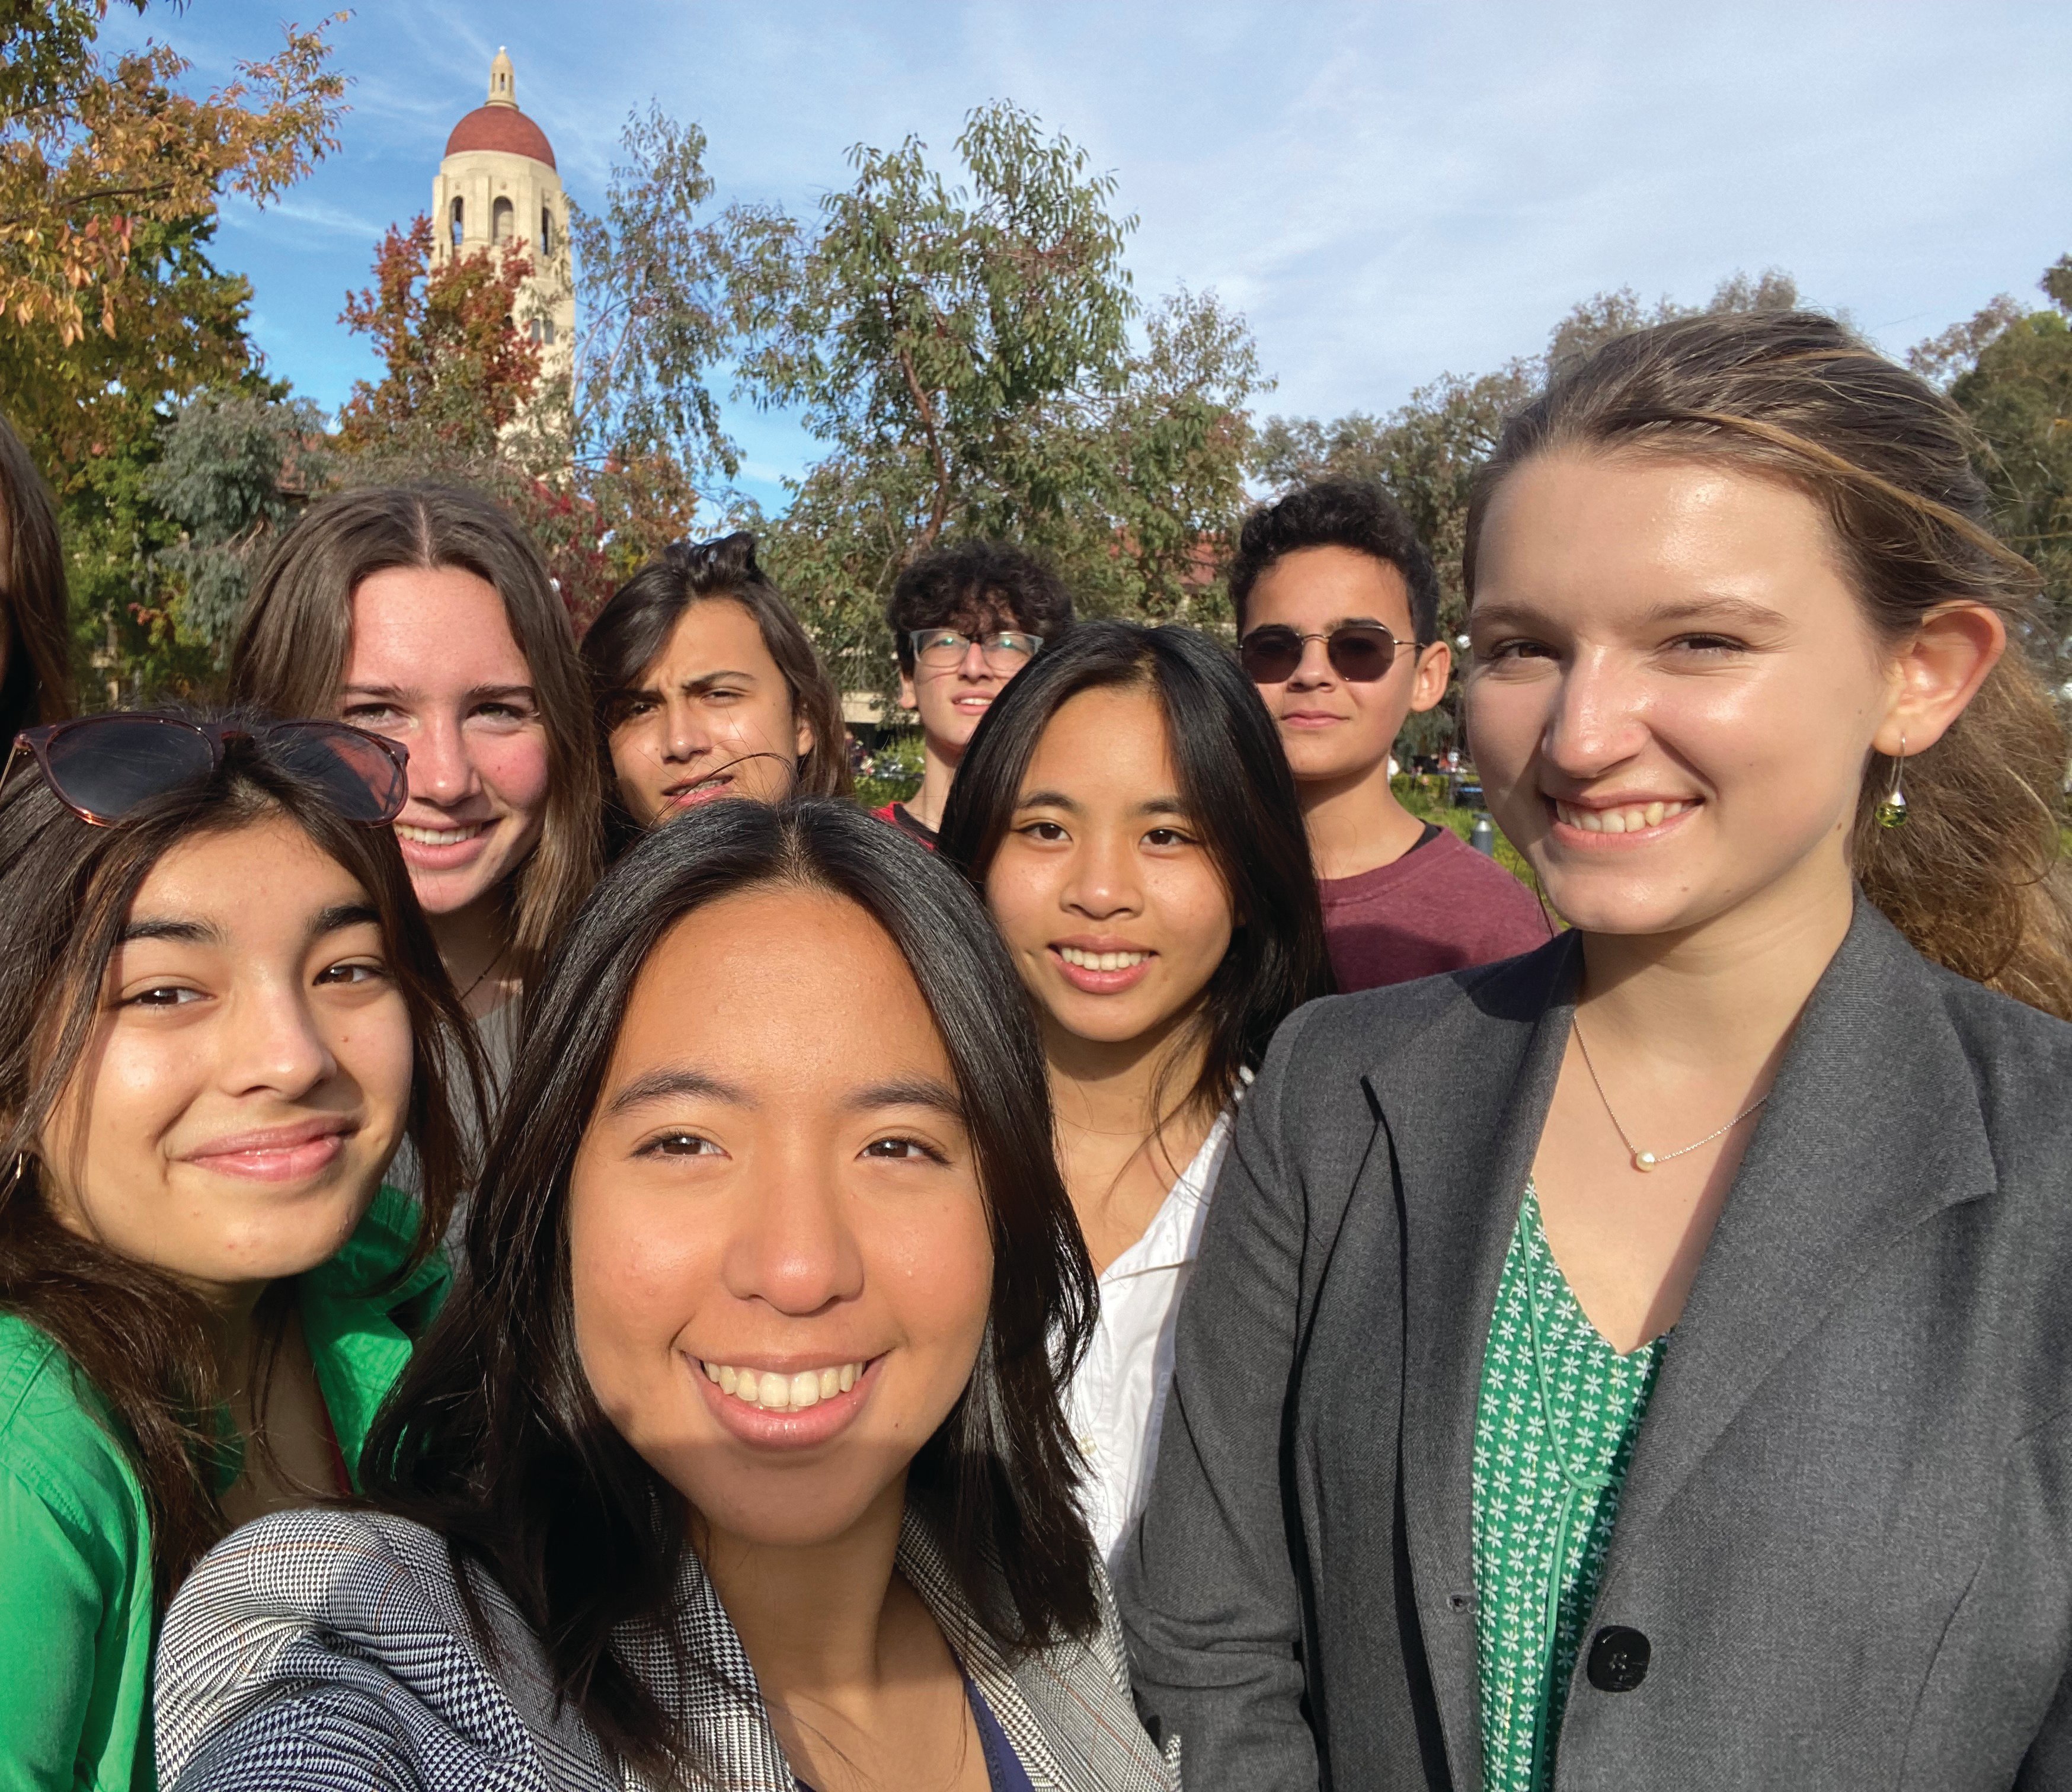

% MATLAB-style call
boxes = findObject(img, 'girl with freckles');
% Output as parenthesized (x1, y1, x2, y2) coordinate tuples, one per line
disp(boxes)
(1121, 312, 2072, 1791)
(154, 801, 1175, 1792)
(0, 713, 474, 1791)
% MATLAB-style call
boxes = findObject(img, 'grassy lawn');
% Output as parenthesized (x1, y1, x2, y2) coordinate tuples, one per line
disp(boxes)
(853, 733, 923, 812)
(1393, 773, 1537, 886)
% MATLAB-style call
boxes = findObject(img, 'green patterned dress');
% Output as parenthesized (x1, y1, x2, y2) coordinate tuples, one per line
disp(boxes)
(1470, 1181, 1667, 1791)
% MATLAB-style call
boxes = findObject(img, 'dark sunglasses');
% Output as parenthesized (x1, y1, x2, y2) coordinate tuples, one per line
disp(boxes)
(1239, 622, 1410, 684)
(3, 713, 410, 827)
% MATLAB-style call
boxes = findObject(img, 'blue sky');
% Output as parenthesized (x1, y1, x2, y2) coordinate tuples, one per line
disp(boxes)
(109, 1, 2072, 511)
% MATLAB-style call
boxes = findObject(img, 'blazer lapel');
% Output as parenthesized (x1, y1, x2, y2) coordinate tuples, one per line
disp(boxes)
(897, 1511, 1176, 1792)
(1373, 935, 1583, 1792)
(1601, 901, 2000, 1580)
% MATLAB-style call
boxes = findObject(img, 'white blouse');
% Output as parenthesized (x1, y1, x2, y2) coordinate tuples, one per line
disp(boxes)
(1063, 1092, 1243, 1569)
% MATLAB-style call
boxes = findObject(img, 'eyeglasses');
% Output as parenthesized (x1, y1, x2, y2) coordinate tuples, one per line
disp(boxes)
(1239, 622, 1411, 685)
(4, 714, 411, 827)
(908, 628, 1045, 670)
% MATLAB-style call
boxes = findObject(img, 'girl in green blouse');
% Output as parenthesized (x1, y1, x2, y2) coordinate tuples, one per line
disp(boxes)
(0, 712, 478, 1790)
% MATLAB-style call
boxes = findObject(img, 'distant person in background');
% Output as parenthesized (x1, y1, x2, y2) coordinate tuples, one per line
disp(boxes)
(581, 532, 850, 847)
(880, 540, 1074, 849)
(228, 485, 602, 1128)
(1232, 479, 1549, 989)
(0, 409, 75, 742)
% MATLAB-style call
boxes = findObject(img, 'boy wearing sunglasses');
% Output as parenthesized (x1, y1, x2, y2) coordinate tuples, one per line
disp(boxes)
(1232, 478, 1548, 990)
(878, 540, 1075, 848)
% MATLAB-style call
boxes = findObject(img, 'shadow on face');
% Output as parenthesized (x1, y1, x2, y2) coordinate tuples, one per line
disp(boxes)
(567, 882, 993, 1551)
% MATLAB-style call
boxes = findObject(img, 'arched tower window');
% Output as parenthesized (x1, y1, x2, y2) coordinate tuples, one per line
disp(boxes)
(527, 317, 557, 346)
(449, 196, 464, 248)
(492, 196, 514, 244)
(540, 206, 554, 256)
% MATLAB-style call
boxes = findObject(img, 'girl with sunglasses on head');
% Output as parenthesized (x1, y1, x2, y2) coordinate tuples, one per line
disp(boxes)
(1121, 313, 2072, 1790)
(156, 800, 1174, 1792)
(938, 621, 1330, 1570)
(0, 408, 75, 744)
(227, 485, 602, 1103)
(580, 532, 850, 847)
(0, 712, 475, 1791)
(1232, 477, 1549, 991)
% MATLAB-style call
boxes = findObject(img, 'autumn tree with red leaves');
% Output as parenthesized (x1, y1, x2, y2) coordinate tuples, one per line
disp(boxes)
(336, 213, 542, 462)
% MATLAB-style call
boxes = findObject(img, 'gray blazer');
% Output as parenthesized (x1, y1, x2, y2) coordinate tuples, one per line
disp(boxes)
(1117, 900, 2072, 1790)
(157, 1503, 1179, 1791)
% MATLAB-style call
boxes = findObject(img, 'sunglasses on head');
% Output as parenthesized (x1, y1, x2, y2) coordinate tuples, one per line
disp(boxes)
(3, 713, 411, 827)
(1239, 622, 1413, 685)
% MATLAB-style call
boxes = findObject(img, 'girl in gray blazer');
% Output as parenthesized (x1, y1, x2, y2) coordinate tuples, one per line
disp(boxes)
(1119, 311, 2072, 1790)
(156, 801, 1175, 1792)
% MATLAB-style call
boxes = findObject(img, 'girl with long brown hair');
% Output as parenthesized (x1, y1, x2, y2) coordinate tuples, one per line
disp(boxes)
(227, 485, 603, 1092)
(1123, 312, 2072, 1790)
(0, 712, 475, 1790)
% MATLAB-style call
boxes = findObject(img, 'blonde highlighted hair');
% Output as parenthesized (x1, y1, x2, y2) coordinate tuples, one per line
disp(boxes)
(1464, 309, 2072, 1020)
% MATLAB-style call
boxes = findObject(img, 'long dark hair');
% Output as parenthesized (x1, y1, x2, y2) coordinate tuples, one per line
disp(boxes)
(363, 798, 1098, 1781)
(581, 532, 852, 827)
(0, 407, 75, 741)
(226, 484, 603, 990)
(0, 722, 479, 1602)
(938, 619, 1332, 1125)
(1464, 309, 2072, 1019)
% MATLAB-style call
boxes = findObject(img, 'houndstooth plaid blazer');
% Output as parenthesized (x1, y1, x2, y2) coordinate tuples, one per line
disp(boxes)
(155, 1504, 1181, 1791)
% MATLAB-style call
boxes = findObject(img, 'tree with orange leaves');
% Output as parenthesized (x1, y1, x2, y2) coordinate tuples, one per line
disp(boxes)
(336, 214, 543, 462)
(0, 1, 344, 350)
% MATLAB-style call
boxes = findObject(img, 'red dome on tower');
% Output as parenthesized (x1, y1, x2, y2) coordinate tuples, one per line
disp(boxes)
(443, 49, 555, 169)
(444, 105, 555, 169)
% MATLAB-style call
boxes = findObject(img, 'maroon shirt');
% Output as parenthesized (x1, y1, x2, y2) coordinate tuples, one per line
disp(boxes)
(871, 800, 938, 851)
(1319, 824, 1552, 991)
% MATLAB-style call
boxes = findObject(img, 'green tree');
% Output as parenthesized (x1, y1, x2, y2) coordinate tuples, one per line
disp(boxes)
(726, 102, 1264, 691)
(1, 1, 344, 701)
(145, 389, 333, 657)
(1917, 258, 2072, 677)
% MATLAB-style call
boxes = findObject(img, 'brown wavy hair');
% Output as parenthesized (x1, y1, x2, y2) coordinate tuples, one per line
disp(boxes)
(0, 407, 75, 740)
(1463, 309, 2072, 1019)
(226, 485, 603, 989)
(580, 532, 853, 833)
(0, 723, 480, 1601)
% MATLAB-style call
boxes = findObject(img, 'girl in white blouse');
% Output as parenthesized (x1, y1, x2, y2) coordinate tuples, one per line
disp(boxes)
(939, 620, 1331, 1562)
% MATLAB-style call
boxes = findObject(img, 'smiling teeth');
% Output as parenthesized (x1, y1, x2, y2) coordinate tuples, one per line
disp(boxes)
(1556, 799, 1689, 834)
(701, 1360, 861, 1411)
(395, 823, 485, 846)
(1059, 946, 1149, 971)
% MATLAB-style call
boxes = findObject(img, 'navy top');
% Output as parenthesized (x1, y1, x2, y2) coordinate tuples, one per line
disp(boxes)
(798, 1674, 1034, 1792)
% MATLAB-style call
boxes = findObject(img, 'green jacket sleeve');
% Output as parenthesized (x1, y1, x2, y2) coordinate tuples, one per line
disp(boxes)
(0, 1322, 156, 1792)
(0, 1457, 152, 1792)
